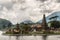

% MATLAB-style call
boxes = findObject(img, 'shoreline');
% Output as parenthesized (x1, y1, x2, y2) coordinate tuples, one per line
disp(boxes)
(2, 33, 60, 36)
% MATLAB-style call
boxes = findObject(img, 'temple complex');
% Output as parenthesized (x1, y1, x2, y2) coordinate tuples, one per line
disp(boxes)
(6, 23, 21, 34)
(5, 14, 49, 34)
(31, 14, 49, 31)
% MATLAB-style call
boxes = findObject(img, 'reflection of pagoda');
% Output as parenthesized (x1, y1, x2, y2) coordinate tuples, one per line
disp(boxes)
(42, 14, 49, 30)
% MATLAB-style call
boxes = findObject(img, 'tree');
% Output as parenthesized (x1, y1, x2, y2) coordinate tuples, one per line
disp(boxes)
(20, 24, 32, 34)
(7, 23, 12, 28)
(20, 24, 31, 31)
(48, 21, 60, 28)
(2, 24, 6, 29)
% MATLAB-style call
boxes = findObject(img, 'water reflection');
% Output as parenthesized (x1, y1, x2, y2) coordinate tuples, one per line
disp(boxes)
(9, 36, 20, 40)
(2, 35, 60, 40)
(34, 36, 37, 40)
(6, 35, 48, 40)
(16, 36, 20, 40)
(42, 35, 47, 40)
(9, 36, 11, 40)
(1, 31, 60, 40)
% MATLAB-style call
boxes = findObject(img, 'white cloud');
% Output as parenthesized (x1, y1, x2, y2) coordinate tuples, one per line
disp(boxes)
(0, 0, 60, 24)
(0, 0, 12, 3)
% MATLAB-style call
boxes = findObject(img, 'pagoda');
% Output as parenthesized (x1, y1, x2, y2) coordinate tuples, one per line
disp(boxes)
(13, 23, 21, 34)
(42, 14, 49, 30)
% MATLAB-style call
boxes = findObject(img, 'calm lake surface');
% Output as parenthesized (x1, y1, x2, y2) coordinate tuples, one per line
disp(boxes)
(0, 31, 60, 40)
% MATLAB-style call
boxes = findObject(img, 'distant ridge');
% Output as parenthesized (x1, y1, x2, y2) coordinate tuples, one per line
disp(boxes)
(20, 19, 34, 24)
(0, 18, 12, 30)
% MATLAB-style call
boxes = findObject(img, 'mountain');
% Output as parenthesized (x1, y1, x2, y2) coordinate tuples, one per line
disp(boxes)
(20, 19, 34, 24)
(46, 11, 60, 21)
(0, 18, 12, 30)
(37, 11, 60, 23)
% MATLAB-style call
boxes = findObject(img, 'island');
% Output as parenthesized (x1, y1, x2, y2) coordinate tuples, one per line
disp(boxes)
(3, 14, 60, 36)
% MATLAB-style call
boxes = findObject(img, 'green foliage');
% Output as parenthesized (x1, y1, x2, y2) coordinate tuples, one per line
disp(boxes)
(0, 18, 12, 30)
(48, 21, 60, 28)
(20, 24, 31, 31)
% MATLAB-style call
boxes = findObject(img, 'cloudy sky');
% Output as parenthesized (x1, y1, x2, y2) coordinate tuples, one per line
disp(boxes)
(0, 0, 60, 24)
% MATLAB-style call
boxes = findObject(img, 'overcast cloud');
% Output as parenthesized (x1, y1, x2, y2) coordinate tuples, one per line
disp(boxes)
(0, 0, 60, 24)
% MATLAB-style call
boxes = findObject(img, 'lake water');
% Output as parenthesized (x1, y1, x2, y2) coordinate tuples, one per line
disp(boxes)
(0, 31, 60, 40)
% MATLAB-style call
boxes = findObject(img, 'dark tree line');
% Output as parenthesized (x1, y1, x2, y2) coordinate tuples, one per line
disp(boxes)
(48, 15, 60, 28)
